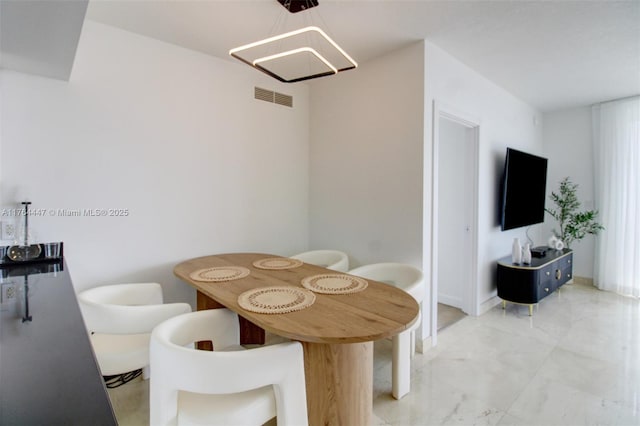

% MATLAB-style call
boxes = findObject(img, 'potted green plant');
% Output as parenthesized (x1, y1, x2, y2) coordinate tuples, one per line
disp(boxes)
(546, 177, 604, 248)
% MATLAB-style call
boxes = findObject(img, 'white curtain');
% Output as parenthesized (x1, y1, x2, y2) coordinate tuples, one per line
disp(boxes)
(592, 96, 640, 297)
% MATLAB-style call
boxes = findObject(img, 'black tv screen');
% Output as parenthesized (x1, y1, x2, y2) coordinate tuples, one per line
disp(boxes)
(500, 148, 548, 231)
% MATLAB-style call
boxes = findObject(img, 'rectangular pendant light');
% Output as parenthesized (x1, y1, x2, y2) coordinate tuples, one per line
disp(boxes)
(276, 0, 319, 13)
(229, 26, 357, 83)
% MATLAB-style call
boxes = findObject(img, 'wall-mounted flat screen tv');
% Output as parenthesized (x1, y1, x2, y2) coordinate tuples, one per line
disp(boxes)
(500, 148, 548, 231)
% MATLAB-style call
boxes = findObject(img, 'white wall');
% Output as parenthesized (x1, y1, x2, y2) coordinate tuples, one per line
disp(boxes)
(0, 21, 310, 302)
(308, 42, 424, 269)
(423, 40, 543, 340)
(542, 106, 595, 278)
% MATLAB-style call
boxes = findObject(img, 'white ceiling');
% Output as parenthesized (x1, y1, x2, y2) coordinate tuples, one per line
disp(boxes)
(0, 0, 88, 80)
(3, 1, 639, 112)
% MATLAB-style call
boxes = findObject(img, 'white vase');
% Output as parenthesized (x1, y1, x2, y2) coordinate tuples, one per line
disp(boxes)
(512, 238, 522, 264)
(522, 243, 532, 264)
(548, 235, 558, 249)
(555, 239, 565, 251)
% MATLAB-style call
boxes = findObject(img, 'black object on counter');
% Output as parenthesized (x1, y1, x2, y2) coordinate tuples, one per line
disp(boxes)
(1, 242, 64, 267)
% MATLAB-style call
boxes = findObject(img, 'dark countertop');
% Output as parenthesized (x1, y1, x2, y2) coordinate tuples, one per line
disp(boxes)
(0, 261, 117, 425)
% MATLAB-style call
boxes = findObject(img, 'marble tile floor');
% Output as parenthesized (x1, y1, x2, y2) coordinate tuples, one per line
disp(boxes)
(437, 303, 466, 331)
(109, 281, 640, 425)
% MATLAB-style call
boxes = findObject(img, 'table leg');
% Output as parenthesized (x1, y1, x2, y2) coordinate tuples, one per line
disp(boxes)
(197, 291, 265, 345)
(302, 341, 373, 426)
(392, 329, 411, 399)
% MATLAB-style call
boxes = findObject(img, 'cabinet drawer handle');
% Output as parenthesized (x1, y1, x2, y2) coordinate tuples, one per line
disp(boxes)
(545, 287, 549, 292)
(546, 271, 551, 276)
(555, 269, 562, 280)
(568, 260, 571, 264)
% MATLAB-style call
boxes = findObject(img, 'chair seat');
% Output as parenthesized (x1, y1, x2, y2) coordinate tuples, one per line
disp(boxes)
(150, 309, 308, 426)
(178, 386, 276, 426)
(90, 333, 150, 376)
(78, 282, 192, 379)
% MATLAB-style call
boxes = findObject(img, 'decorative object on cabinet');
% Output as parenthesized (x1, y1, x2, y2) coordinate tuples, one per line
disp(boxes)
(497, 249, 573, 316)
(512, 238, 522, 264)
(530, 246, 547, 258)
(522, 242, 532, 265)
(546, 177, 603, 248)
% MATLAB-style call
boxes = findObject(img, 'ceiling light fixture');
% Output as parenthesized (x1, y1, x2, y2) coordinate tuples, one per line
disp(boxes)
(229, 0, 357, 83)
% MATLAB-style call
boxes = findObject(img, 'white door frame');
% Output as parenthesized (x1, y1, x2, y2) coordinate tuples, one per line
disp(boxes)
(430, 100, 480, 345)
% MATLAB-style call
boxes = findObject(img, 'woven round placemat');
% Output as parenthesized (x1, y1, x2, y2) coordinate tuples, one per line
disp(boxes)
(237, 286, 316, 314)
(301, 273, 368, 295)
(252, 257, 304, 270)
(189, 266, 250, 282)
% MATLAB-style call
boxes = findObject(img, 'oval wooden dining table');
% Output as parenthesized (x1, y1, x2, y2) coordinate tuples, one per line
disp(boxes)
(174, 253, 419, 426)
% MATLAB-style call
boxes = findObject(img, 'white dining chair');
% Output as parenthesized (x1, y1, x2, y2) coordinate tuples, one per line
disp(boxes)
(290, 249, 349, 272)
(150, 309, 308, 426)
(348, 263, 424, 400)
(78, 283, 191, 380)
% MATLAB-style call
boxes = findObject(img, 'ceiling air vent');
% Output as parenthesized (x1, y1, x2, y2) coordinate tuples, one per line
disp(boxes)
(274, 92, 293, 107)
(254, 87, 293, 108)
(255, 87, 273, 103)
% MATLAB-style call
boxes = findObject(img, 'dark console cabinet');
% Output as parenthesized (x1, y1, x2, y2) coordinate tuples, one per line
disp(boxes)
(497, 249, 573, 315)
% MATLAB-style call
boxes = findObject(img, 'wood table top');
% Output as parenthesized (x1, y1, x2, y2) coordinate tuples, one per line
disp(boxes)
(174, 253, 419, 344)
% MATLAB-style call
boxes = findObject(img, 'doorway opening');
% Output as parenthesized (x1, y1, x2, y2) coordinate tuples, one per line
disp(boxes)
(431, 102, 480, 342)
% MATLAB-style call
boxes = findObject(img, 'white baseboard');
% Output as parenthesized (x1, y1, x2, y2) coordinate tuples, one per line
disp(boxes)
(479, 295, 502, 315)
(438, 293, 463, 310)
(573, 276, 594, 286)
(416, 336, 433, 354)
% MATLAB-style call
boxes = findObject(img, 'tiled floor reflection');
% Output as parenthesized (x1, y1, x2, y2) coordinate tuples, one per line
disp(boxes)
(110, 282, 640, 425)
(437, 303, 466, 331)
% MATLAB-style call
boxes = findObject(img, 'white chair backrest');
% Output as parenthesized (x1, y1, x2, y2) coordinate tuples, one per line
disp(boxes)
(78, 283, 191, 335)
(150, 309, 308, 426)
(291, 250, 349, 272)
(349, 263, 424, 302)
